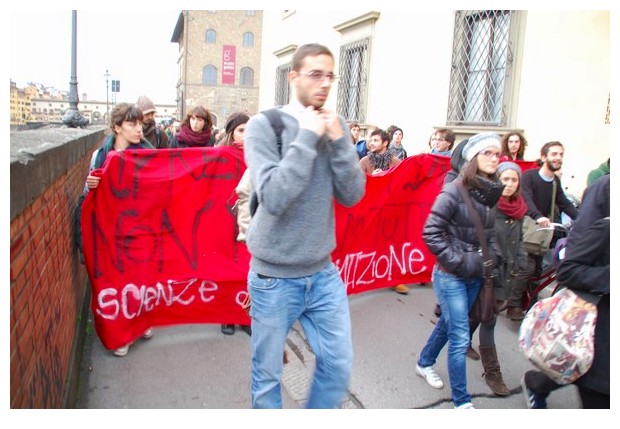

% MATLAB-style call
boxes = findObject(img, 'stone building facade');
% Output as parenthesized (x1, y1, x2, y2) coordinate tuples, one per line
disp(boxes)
(171, 10, 262, 128)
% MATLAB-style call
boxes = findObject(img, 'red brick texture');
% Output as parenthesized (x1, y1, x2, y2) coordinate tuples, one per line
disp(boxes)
(10, 153, 91, 408)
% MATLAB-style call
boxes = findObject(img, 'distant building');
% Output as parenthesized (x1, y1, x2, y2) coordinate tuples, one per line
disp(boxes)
(171, 10, 263, 127)
(10, 81, 175, 127)
(10, 82, 37, 125)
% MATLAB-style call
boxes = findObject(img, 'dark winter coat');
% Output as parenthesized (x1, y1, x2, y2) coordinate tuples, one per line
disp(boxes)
(492, 210, 527, 300)
(143, 121, 169, 149)
(557, 217, 609, 395)
(423, 178, 503, 279)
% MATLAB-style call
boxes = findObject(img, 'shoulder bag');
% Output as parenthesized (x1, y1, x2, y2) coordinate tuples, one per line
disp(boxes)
(518, 287, 598, 384)
(457, 182, 497, 324)
(522, 179, 556, 255)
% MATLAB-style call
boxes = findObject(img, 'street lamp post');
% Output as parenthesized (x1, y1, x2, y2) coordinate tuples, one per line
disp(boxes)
(62, 10, 89, 128)
(105, 69, 111, 120)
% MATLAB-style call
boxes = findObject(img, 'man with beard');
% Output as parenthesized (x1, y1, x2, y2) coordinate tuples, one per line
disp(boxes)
(359, 128, 401, 175)
(519, 141, 579, 320)
(136, 95, 169, 149)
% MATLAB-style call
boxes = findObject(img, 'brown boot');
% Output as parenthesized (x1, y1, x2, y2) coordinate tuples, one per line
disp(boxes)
(479, 345, 510, 396)
(466, 344, 480, 360)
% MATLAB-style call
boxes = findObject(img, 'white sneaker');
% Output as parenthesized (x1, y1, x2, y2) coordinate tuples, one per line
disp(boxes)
(113, 345, 129, 357)
(416, 364, 444, 389)
(455, 402, 475, 409)
(142, 328, 153, 339)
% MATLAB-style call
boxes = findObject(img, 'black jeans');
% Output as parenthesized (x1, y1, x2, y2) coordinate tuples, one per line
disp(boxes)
(524, 370, 563, 397)
(578, 385, 610, 409)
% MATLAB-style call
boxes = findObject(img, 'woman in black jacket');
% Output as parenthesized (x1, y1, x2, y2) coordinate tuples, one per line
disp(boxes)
(415, 133, 504, 409)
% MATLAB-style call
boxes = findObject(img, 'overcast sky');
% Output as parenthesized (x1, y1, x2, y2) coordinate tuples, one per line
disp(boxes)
(10, 9, 181, 105)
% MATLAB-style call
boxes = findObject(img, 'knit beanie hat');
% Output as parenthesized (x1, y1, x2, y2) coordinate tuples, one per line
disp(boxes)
(497, 161, 522, 178)
(136, 96, 156, 114)
(225, 112, 250, 135)
(463, 132, 501, 161)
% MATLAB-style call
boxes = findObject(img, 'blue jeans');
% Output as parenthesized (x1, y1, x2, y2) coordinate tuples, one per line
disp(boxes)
(417, 265, 482, 407)
(248, 262, 352, 408)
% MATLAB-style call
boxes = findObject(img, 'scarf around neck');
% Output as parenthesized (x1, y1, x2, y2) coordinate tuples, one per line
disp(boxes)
(468, 175, 505, 207)
(368, 151, 393, 171)
(94, 134, 154, 168)
(497, 194, 528, 219)
(176, 123, 212, 147)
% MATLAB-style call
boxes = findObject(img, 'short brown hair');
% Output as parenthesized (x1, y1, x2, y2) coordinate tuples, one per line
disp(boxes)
(434, 128, 456, 150)
(292, 43, 333, 71)
(109, 103, 143, 133)
(540, 141, 563, 158)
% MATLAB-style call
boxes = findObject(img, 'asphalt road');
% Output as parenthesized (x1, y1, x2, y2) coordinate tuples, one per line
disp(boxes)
(76, 284, 582, 410)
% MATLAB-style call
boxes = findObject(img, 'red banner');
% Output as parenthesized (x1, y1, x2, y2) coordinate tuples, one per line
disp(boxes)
(82, 147, 249, 349)
(333, 155, 451, 294)
(222, 45, 236, 85)
(82, 147, 537, 349)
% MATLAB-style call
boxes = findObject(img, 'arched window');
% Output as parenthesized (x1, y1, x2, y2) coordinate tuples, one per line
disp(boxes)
(206, 29, 216, 44)
(243, 32, 254, 47)
(203, 65, 217, 85)
(240, 67, 254, 86)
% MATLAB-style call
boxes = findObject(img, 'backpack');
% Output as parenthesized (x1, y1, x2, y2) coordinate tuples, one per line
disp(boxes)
(248, 108, 284, 217)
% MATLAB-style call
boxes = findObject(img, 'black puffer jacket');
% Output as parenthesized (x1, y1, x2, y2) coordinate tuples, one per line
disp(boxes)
(423, 178, 503, 279)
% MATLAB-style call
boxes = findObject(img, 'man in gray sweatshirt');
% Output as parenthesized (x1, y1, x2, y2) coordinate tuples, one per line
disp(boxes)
(243, 43, 366, 409)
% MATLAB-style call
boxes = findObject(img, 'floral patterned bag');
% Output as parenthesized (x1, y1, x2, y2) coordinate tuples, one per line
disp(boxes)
(518, 287, 597, 384)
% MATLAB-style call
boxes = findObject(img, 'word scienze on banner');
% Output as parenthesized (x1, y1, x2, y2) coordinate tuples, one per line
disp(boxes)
(82, 146, 470, 349)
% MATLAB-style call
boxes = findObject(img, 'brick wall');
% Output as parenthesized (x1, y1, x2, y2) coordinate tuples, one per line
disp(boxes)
(10, 127, 105, 408)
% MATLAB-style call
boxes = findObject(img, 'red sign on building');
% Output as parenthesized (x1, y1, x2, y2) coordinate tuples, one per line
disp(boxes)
(222, 45, 236, 85)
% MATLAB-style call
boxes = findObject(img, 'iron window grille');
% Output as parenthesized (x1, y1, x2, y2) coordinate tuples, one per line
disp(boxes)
(447, 10, 513, 126)
(274, 63, 291, 106)
(337, 38, 369, 124)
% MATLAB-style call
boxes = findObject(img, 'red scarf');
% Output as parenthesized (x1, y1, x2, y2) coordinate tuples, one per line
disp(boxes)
(176, 123, 212, 147)
(497, 194, 528, 220)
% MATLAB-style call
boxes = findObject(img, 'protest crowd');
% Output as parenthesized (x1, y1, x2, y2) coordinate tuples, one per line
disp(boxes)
(79, 43, 609, 410)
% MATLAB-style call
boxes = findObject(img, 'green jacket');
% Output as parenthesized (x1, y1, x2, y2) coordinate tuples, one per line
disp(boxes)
(587, 159, 610, 186)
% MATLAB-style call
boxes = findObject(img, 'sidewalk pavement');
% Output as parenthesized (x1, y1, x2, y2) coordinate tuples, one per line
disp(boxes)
(77, 284, 581, 409)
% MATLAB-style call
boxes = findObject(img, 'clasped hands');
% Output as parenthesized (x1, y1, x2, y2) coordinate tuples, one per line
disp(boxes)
(299, 106, 344, 141)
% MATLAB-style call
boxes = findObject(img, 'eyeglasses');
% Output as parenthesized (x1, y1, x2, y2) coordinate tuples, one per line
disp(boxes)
(299, 70, 339, 83)
(431, 137, 447, 142)
(479, 150, 501, 160)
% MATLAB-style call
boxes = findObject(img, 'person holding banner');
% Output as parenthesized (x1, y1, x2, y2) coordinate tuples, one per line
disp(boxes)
(217, 111, 251, 336)
(359, 128, 401, 175)
(430, 128, 456, 156)
(83, 102, 155, 357)
(415, 132, 504, 409)
(243, 43, 366, 409)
